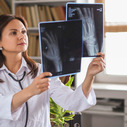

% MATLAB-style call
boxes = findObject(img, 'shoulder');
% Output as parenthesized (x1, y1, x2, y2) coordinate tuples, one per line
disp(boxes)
(36, 62, 42, 76)
(36, 62, 42, 69)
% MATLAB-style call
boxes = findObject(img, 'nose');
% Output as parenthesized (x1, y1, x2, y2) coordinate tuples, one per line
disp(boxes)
(18, 32, 25, 40)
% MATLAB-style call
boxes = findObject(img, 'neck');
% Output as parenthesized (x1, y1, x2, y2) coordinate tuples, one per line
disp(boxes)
(4, 53, 22, 74)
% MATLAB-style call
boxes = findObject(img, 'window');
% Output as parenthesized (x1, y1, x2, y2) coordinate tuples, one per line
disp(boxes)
(95, 0, 127, 84)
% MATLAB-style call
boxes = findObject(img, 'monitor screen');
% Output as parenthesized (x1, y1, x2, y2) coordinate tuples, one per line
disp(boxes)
(39, 20, 82, 78)
(66, 3, 104, 57)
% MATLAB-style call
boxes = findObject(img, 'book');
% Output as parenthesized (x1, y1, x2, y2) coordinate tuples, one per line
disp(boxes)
(26, 6, 32, 27)
(38, 5, 43, 22)
(0, 6, 4, 14)
(0, 0, 10, 14)
(45, 6, 53, 21)
(56, 6, 66, 20)
(30, 5, 37, 27)
(21, 6, 27, 22)
(34, 5, 40, 26)
(50, 7, 60, 21)
(38, 6, 48, 22)
(50, 6, 66, 21)
(42, 6, 48, 21)
(15, 6, 22, 16)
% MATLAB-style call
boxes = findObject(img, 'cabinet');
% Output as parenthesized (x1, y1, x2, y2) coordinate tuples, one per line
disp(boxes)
(12, 0, 76, 61)
(82, 83, 127, 127)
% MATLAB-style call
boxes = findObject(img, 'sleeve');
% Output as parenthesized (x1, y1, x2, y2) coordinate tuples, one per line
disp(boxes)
(49, 78, 96, 112)
(0, 93, 24, 121)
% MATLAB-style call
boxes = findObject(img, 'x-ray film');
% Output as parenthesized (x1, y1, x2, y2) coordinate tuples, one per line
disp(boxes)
(39, 20, 82, 78)
(66, 3, 104, 57)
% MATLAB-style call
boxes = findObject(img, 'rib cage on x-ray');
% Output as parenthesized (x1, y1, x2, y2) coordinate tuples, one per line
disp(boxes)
(39, 20, 82, 77)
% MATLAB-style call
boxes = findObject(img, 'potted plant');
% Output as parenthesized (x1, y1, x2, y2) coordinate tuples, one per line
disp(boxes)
(50, 76, 75, 127)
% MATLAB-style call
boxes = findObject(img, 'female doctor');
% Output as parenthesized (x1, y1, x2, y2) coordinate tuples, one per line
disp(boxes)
(0, 14, 105, 127)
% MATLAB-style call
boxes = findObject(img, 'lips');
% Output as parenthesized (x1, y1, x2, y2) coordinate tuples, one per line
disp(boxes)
(18, 42, 26, 45)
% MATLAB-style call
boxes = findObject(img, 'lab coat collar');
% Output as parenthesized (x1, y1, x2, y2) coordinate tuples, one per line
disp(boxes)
(0, 57, 30, 76)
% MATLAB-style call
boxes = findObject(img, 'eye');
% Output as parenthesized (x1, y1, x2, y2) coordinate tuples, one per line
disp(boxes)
(11, 31, 17, 35)
(22, 30, 27, 34)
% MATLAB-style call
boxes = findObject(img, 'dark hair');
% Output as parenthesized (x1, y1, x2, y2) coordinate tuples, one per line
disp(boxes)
(0, 14, 38, 83)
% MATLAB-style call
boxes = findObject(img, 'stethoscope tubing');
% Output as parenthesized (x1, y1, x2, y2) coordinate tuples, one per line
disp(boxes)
(8, 71, 28, 127)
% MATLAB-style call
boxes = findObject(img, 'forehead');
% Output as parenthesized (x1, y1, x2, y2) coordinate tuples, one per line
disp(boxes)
(5, 19, 26, 30)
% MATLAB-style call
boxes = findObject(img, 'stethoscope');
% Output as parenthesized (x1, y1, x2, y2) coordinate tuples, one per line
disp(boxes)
(8, 71, 28, 127)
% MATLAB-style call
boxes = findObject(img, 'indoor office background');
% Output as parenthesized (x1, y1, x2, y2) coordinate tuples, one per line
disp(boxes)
(1, 0, 127, 127)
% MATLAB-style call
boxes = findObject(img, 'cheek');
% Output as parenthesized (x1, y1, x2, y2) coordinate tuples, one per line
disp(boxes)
(2, 37, 13, 47)
(26, 36, 28, 46)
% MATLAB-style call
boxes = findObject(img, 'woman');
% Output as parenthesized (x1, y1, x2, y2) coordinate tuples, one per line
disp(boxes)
(0, 14, 105, 127)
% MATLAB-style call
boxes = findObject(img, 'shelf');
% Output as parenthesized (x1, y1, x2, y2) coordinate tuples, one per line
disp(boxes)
(82, 110, 124, 116)
(14, 0, 75, 5)
(30, 56, 41, 63)
(93, 83, 127, 91)
(30, 56, 41, 60)
(28, 27, 39, 31)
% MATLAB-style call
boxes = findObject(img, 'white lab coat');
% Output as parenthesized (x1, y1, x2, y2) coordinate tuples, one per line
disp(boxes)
(0, 58, 96, 127)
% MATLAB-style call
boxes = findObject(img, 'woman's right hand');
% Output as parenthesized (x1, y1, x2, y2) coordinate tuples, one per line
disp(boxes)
(28, 72, 52, 96)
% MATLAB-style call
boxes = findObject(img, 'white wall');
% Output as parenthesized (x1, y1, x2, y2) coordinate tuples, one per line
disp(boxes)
(76, 0, 95, 3)
(76, 0, 88, 3)
(75, 58, 92, 87)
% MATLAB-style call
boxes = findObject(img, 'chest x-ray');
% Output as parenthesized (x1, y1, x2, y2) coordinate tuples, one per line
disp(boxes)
(39, 20, 82, 78)
(66, 3, 104, 57)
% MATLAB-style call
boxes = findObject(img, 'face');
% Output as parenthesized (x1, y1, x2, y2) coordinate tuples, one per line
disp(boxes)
(0, 19, 28, 55)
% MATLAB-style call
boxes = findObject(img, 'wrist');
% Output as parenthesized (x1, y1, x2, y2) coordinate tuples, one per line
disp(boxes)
(24, 87, 34, 98)
(86, 72, 95, 80)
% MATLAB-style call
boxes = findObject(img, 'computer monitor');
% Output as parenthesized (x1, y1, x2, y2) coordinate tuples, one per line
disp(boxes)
(66, 3, 104, 57)
(39, 20, 83, 78)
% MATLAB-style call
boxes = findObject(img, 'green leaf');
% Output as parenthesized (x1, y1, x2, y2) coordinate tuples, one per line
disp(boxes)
(50, 75, 75, 126)
(65, 76, 74, 88)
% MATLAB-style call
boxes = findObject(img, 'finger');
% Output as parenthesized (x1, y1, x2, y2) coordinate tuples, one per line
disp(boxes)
(92, 60, 106, 69)
(77, 8, 83, 18)
(97, 52, 105, 59)
(50, 31, 56, 42)
(92, 57, 105, 64)
(87, 8, 91, 17)
(38, 78, 51, 85)
(37, 82, 50, 89)
(83, 8, 88, 17)
(91, 57, 105, 66)
(45, 32, 52, 44)
(99, 61, 106, 70)
(39, 72, 52, 79)
(38, 86, 49, 93)
(91, 8, 94, 18)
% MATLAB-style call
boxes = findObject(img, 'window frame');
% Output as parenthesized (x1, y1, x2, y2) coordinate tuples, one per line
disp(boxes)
(94, 0, 127, 84)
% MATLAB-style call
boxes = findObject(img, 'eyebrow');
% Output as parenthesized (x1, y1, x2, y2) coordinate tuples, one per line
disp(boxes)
(9, 28, 26, 31)
(9, 29, 17, 31)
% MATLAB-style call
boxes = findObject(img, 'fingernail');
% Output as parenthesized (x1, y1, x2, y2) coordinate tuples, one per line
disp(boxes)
(50, 73, 52, 76)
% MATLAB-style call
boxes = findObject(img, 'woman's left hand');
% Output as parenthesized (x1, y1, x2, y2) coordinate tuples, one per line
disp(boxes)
(86, 52, 105, 77)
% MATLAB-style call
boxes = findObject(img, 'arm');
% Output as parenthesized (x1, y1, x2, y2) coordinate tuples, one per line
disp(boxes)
(11, 72, 52, 112)
(82, 52, 105, 98)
